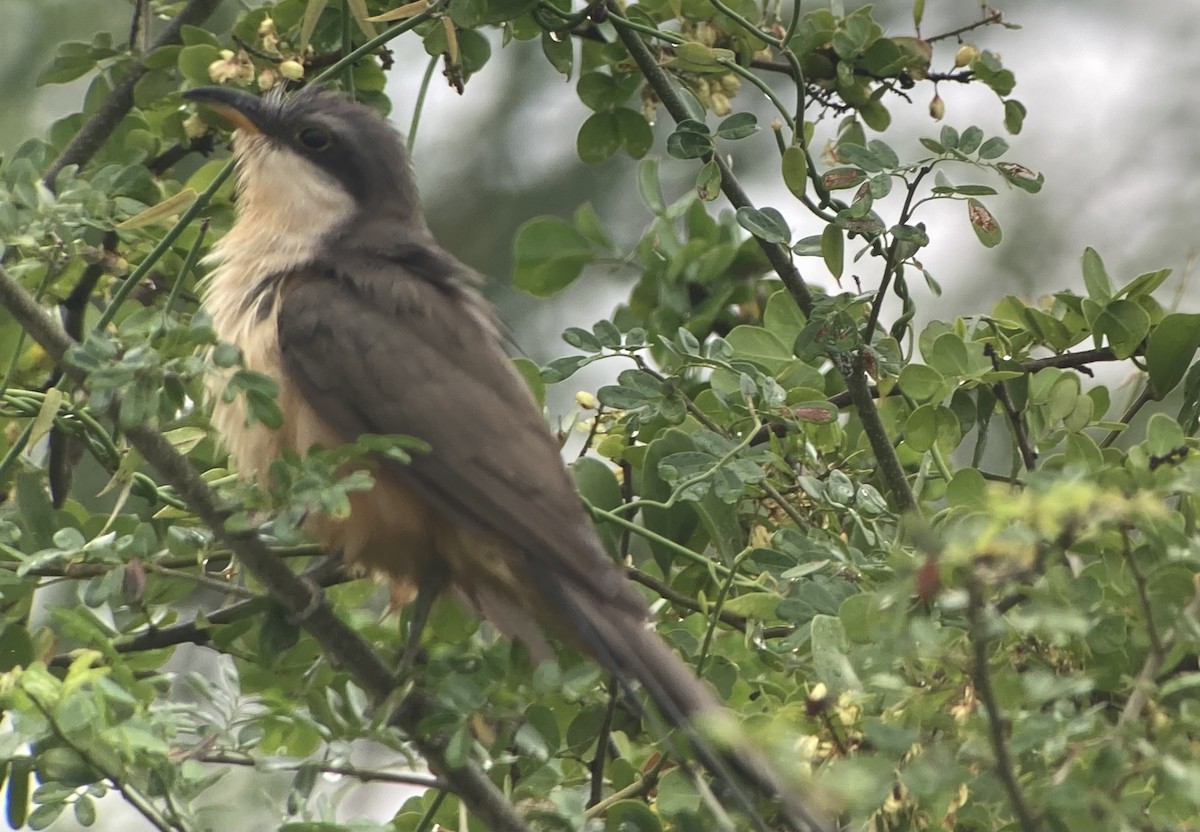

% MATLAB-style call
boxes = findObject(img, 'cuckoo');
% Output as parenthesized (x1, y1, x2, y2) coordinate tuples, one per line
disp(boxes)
(183, 84, 826, 832)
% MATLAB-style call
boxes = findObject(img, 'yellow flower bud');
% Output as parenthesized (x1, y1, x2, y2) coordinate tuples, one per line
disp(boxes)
(954, 43, 979, 68)
(710, 92, 732, 117)
(279, 60, 305, 81)
(575, 390, 598, 410)
(257, 16, 277, 38)
(183, 112, 208, 139)
(257, 68, 280, 91)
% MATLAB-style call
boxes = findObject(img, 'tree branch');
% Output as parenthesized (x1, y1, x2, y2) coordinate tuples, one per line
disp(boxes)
(195, 752, 447, 790)
(605, 2, 813, 317)
(836, 351, 917, 514)
(967, 585, 1040, 832)
(0, 264, 529, 832)
(42, 0, 223, 189)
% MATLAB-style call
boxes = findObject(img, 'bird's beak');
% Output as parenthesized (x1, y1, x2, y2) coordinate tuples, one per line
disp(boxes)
(183, 87, 265, 135)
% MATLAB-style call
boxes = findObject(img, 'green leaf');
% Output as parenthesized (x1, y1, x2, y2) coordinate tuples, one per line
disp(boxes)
(811, 614, 861, 692)
(7, 757, 30, 829)
(1146, 313, 1200, 397)
(541, 30, 572, 77)
(904, 404, 959, 453)
(512, 357, 546, 408)
(762, 289, 807, 345)
(821, 224, 844, 279)
(1004, 99, 1027, 134)
(724, 326, 791, 372)
(946, 467, 987, 508)
(735, 207, 790, 244)
(576, 111, 620, 164)
(715, 112, 758, 140)
(0, 624, 33, 672)
(1115, 268, 1171, 300)
(666, 128, 713, 160)
(177, 44, 221, 86)
(1092, 299, 1150, 360)
(637, 158, 665, 215)
(695, 159, 721, 201)
(958, 126, 983, 155)
(782, 145, 808, 198)
(898, 363, 944, 401)
(723, 592, 781, 619)
(512, 217, 594, 296)
(613, 107, 653, 158)
(978, 136, 1009, 159)
(603, 800, 662, 832)
(1081, 247, 1112, 301)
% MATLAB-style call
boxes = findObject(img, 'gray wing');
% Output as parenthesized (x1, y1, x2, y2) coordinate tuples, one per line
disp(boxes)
(276, 262, 637, 610)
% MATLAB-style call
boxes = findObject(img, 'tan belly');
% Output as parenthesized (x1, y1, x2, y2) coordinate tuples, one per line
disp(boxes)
(207, 292, 438, 590)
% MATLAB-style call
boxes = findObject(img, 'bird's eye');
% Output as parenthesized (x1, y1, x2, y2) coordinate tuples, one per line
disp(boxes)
(296, 126, 332, 152)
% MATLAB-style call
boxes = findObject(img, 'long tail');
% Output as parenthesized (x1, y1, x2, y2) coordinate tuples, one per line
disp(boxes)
(564, 585, 834, 832)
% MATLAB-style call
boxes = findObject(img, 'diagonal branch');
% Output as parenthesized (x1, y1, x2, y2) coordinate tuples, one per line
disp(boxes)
(605, 2, 813, 317)
(0, 264, 529, 832)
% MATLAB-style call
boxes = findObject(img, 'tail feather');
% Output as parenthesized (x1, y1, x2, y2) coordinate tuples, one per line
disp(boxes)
(566, 586, 833, 832)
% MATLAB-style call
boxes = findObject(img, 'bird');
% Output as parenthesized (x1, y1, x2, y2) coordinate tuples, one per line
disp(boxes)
(183, 84, 827, 832)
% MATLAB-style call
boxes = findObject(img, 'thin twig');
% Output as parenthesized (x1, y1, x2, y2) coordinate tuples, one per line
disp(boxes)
(1101, 386, 1153, 449)
(587, 678, 621, 808)
(925, 9, 1005, 43)
(985, 344, 1037, 471)
(195, 752, 446, 789)
(967, 585, 1040, 832)
(626, 568, 793, 639)
(1121, 526, 1163, 658)
(863, 166, 930, 342)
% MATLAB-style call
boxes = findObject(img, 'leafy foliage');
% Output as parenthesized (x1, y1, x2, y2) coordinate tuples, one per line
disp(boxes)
(1, 2, 1197, 832)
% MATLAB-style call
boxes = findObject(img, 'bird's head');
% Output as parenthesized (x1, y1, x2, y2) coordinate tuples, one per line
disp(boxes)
(184, 86, 425, 231)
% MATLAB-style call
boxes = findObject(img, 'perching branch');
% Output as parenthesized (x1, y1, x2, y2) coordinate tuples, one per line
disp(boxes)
(0, 264, 530, 832)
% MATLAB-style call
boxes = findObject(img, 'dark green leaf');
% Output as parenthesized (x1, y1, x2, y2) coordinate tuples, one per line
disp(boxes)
(577, 111, 620, 164)
(666, 129, 713, 160)
(1081, 247, 1113, 301)
(821, 224, 844, 279)
(513, 217, 594, 296)
(715, 112, 758, 140)
(735, 206, 790, 244)
(1146, 313, 1200, 397)
(782, 145, 808, 198)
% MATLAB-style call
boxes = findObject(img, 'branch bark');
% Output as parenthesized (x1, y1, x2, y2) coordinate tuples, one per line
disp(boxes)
(0, 264, 529, 832)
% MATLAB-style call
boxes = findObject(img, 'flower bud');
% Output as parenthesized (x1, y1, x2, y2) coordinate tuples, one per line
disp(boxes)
(954, 43, 979, 68)
(279, 60, 305, 81)
(257, 68, 280, 91)
(183, 113, 208, 139)
(710, 92, 732, 117)
(575, 390, 598, 410)
(929, 92, 945, 121)
(257, 16, 277, 38)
